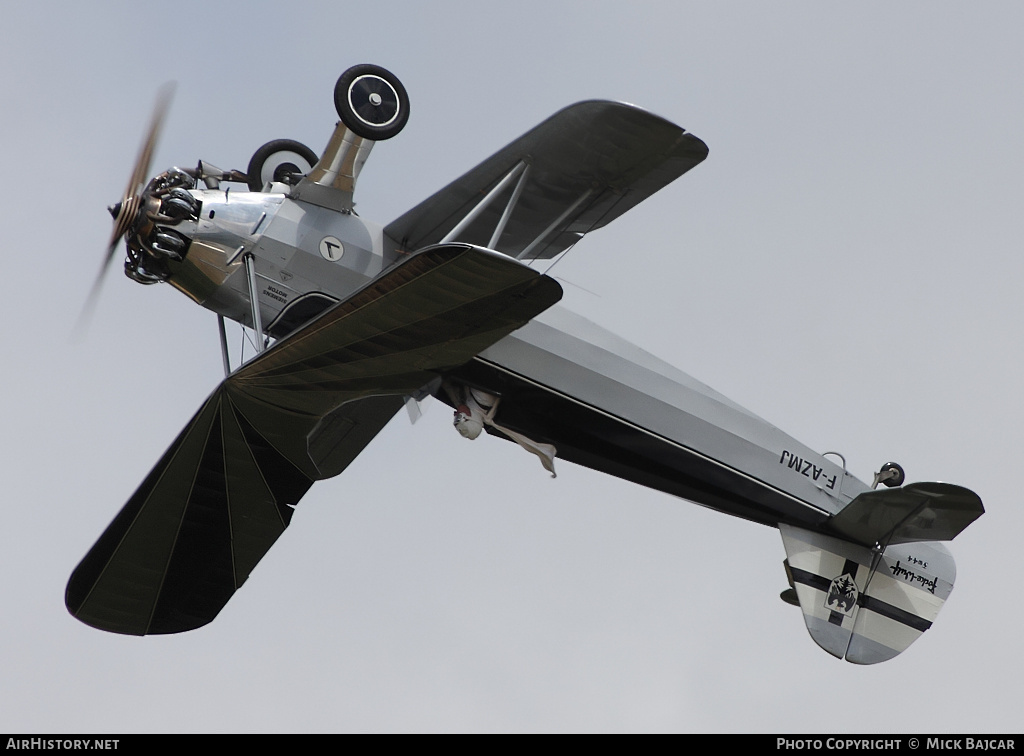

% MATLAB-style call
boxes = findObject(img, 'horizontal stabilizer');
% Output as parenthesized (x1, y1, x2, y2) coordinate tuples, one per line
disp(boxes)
(780, 524, 958, 664)
(828, 482, 983, 548)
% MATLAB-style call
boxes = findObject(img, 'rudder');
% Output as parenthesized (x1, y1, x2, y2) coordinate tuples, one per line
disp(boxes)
(780, 524, 957, 664)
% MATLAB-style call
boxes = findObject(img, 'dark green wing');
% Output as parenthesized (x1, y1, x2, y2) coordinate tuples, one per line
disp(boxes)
(384, 101, 708, 261)
(67, 244, 562, 635)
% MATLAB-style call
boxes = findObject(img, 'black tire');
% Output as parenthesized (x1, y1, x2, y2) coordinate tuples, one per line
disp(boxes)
(879, 462, 905, 488)
(246, 139, 318, 192)
(333, 64, 409, 141)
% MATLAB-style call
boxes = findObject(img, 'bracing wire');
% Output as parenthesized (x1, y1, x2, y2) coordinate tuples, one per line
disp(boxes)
(534, 189, 628, 279)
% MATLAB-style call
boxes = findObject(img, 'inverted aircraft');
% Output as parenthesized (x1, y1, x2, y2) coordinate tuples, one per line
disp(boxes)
(68, 65, 984, 664)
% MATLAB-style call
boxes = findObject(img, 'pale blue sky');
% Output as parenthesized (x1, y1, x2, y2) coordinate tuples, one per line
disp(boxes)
(3, 1, 1021, 732)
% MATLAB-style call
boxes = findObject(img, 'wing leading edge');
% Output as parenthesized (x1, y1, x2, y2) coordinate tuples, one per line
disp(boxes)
(384, 101, 708, 263)
(67, 244, 563, 635)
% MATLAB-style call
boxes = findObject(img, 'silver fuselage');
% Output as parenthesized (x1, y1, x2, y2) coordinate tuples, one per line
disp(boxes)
(166, 189, 384, 328)
(157, 187, 869, 533)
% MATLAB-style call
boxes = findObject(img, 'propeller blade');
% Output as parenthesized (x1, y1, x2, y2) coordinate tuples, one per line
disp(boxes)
(125, 83, 174, 202)
(75, 83, 175, 335)
(76, 238, 121, 337)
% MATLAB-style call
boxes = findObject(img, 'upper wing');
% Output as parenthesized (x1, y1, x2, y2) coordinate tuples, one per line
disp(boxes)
(384, 101, 708, 262)
(66, 244, 563, 635)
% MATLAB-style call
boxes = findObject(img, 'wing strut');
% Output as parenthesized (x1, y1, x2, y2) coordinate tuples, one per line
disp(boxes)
(489, 165, 530, 248)
(217, 314, 231, 377)
(440, 161, 528, 247)
(517, 188, 594, 260)
(243, 253, 265, 353)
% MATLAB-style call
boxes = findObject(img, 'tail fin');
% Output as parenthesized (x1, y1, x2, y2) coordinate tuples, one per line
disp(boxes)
(779, 482, 982, 664)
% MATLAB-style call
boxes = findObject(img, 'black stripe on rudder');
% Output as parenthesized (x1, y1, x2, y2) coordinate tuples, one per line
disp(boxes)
(859, 594, 933, 633)
(789, 566, 831, 593)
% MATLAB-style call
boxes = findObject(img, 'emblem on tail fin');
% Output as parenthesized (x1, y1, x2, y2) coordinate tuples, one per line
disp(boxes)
(825, 574, 859, 615)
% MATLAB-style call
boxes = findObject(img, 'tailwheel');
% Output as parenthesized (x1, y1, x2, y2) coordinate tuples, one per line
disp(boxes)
(873, 461, 905, 489)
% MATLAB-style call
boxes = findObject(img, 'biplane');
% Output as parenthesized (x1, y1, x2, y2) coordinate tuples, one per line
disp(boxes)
(68, 65, 983, 663)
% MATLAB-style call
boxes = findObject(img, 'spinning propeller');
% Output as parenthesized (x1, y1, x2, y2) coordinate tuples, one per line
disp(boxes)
(78, 84, 175, 330)
(76, 64, 410, 335)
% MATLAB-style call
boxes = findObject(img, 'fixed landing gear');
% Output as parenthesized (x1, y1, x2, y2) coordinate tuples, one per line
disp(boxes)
(334, 64, 410, 141)
(246, 139, 318, 192)
(872, 461, 905, 489)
